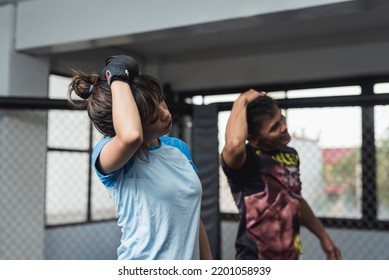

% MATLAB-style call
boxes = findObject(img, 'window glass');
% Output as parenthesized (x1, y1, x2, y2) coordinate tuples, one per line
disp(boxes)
(91, 173, 116, 220)
(374, 83, 389, 94)
(287, 86, 361, 98)
(49, 75, 72, 99)
(46, 74, 92, 226)
(287, 107, 362, 218)
(192, 91, 286, 106)
(91, 127, 116, 220)
(48, 110, 90, 150)
(192, 94, 240, 105)
(218, 111, 238, 213)
(375, 105, 389, 221)
(46, 152, 89, 225)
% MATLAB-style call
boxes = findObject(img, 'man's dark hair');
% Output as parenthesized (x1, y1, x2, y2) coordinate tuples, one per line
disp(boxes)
(246, 96, 279, 136)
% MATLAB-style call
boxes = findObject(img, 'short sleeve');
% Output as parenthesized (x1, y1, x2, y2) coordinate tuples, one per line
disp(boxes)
(92, 137, 118, 188)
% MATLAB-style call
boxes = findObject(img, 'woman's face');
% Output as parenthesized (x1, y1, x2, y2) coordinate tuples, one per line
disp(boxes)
(142, 101, 172, 143)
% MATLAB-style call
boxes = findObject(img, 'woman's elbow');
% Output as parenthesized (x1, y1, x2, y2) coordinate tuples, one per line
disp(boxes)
(118, 130, 143, 148)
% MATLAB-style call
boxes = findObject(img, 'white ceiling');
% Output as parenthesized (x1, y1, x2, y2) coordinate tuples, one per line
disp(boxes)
(46, 1, 389, 65)
(8, 0, 388, 90)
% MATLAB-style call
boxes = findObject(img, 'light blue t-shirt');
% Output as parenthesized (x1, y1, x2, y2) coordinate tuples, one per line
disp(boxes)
(92, 136, 202, 260)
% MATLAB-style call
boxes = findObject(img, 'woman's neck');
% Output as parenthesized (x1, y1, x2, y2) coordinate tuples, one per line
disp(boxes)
(146, 138, 160, 147)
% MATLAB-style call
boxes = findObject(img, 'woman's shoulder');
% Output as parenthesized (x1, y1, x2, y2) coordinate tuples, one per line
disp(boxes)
(160, 136, 187, 148)
(92, 137, 112, 156)
(160, 136, 192, 157)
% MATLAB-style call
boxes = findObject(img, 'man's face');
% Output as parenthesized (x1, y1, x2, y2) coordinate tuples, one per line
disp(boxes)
(248, 108, 291, 150)
(280, 114, 291, 145)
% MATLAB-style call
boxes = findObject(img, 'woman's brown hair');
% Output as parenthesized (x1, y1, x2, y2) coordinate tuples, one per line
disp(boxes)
(68, 69, 165, 158)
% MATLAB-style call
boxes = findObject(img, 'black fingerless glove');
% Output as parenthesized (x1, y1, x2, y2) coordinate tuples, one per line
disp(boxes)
(102, 55, 139, 85)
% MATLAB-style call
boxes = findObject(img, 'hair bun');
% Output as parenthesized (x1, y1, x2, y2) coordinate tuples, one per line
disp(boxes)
(80, 84, 93, 99)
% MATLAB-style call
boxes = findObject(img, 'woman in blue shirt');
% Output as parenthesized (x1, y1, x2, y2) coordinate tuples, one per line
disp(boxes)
(67, 55, 212, 260)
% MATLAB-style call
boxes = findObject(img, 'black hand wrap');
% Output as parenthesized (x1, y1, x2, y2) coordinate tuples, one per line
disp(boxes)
(102, 55, 139, 85)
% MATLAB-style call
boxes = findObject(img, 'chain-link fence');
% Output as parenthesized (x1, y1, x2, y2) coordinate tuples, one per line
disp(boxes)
(2, 80, 389, 259)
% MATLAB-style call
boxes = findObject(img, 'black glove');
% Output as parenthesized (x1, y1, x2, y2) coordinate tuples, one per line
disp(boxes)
(102, 55, 139, 85)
